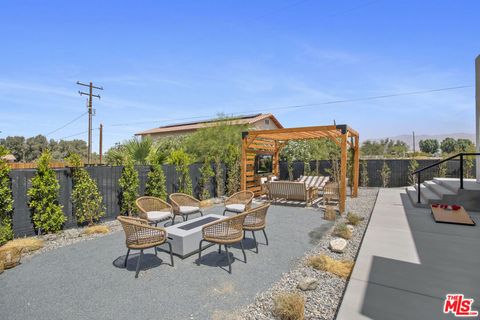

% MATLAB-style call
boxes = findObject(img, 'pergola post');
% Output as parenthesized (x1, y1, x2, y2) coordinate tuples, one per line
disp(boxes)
(241, 133, 248, 191)
(274, 141, 280, 177)
(352, 134, 360, 197)
(340, 132, 348, 213)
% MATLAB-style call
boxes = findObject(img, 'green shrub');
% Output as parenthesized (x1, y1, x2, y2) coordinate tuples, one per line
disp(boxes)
(333, 223, 352, 240)
(119, 156, 139, 216)
(66, 153, 105, 225)
(167, 149, 193, 195)
(361, 160, 369, 187)
(199, 159, 214, 200)
(0, 146, 14, 245)
(145, 161, 167, 201)
(379, 161, 391, 188)
(407, 158, 418, 186)
(346, 212, 363, 226)
(27, 150, 66, 233)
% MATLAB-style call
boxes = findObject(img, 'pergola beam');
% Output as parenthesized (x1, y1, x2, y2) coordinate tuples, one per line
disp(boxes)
(241, 124, 359, 213)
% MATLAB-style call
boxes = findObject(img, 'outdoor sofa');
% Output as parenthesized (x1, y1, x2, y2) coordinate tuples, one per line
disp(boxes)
(266, 181, 317, 206)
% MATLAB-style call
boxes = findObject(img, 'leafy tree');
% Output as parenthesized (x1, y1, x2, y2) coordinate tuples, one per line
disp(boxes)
(198, 159, 214, 200)
(224, 144, 241, 195)
(361, 139, 409, 157)
(440, 137, 457, 154)
(25, 135, 49, 162)
(145, 161, 167, 201)
(455, 139, 474, 153)
(379, 161, 391, 188)
(407, 157, 419, 185)
(27, 150, 66, 233)
(185, 115, 248, 196)
(0, 146, 14, 245)
(0, 136, 26, 162)
(419, 139, 439, 155)
(119, 156, 139, 216)
(166, 149, 193, 195)
(66, 153, 105, 225)
(50, 139, 87, 160)
(149, 136, 188, 164)
(360, 160, 369, 187)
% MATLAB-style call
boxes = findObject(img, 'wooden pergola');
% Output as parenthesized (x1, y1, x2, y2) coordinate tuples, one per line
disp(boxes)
(240, 124, 360, 212)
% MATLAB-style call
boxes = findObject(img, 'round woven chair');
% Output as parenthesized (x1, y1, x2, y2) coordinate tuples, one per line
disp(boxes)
(169, 193, 203, 224)
(223, 190, 254, 216)
(117, 216, 174, 278)
(135, 196, 173, 226)
(197, 212, 248, 273)
(243, 203, 270, 253)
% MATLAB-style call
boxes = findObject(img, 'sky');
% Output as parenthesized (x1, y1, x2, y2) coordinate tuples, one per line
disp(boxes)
(0, 0, 479, 150)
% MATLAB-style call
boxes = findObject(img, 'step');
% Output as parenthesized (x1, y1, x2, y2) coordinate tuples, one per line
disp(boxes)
(406, 186, 429, 208)
(423, 180, 456, 198)
(415, 183, 442, 202)
(433, 178, 459, 193)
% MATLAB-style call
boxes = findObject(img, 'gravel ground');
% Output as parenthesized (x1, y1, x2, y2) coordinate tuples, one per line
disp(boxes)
(21, 219, 122, 260)
(0, 203, 332, 320)
(239, 188, 379, 320)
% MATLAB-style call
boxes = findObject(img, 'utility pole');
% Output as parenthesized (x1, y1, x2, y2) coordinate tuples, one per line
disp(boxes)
(99, 123, 103, 165)
(77, 81, 103, 164)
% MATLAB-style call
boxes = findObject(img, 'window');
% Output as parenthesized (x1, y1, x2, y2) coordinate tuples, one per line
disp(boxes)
(264, 119, 270, 126)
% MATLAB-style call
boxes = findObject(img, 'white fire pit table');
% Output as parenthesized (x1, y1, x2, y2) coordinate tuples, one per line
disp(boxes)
(165, 214, 226, 258)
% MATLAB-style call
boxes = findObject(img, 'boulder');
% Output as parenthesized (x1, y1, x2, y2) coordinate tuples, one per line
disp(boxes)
(346, 225, 354, 233)
(329, 238, 347, 253)
(297, 277, 318, 291)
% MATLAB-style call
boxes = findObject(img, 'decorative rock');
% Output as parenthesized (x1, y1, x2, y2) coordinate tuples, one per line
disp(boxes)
(329, 238, 347, 253)
(346, 225, 354, 233)
(297, 277, 318, 291)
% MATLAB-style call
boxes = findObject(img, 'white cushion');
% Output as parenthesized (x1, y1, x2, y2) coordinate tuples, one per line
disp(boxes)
(179, 206, 200, 214)
(146, 211, 172, 222)
(225, 204, 246, 213)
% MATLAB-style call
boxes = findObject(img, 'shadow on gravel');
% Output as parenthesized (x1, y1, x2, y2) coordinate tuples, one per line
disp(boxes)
(112, 252, 165, 273)
(308, 221, 334, 245)
(195, 249, 247, 273)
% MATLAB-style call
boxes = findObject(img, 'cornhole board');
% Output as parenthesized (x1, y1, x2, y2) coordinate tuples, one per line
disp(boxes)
(430, 205, 476, 226)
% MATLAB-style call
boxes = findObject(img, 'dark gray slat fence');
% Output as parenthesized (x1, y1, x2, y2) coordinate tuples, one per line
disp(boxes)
(279, 159, 474, 188)
(10, 163, 223, 237)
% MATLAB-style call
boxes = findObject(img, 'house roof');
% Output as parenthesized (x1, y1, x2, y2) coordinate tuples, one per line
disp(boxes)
(135, 113, 283, 136)
(1, 154, 16, 161)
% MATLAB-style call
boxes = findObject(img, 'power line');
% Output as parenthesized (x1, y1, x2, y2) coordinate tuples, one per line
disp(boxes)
(45, 111, 88, 137)
(106, 84, 472, 128)
(58, 127, 100, 140)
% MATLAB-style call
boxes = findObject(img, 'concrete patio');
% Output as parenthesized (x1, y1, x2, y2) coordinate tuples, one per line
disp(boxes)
(0, 204, 332, 320)
(337, 188, 480, 320)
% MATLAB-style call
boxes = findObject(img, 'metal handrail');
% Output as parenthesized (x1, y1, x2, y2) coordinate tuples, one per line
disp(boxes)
(411, 152, 480, 204)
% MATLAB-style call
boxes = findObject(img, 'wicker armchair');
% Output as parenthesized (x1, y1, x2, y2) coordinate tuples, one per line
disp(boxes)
(243, 203, 270, 253)
(197, 212, 248, 273)
(323, 182, 340, 205)
(223, 190, 254, 215)
(117, 216, 174, 278)
(135, 196, 173, 226)
(169, 193, 203, 224)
